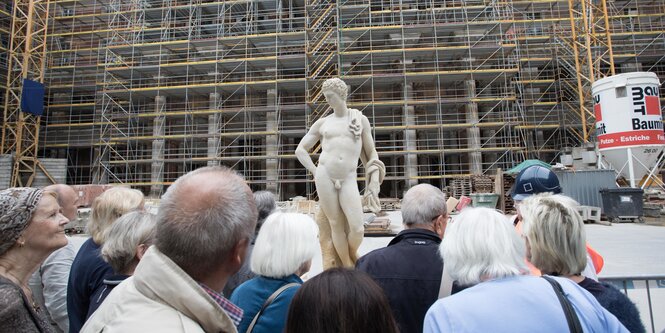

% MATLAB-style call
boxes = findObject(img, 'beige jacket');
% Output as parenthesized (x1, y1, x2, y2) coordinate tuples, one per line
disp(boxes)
(81, 246, 238, 333)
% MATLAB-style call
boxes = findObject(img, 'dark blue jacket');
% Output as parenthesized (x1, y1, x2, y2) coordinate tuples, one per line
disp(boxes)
(67, 238, 114, 333)
(230, 274, 302, 333)
(88, 274, 130, 317)
(579, 277, 645, 333)
(356, 228, 463, 333)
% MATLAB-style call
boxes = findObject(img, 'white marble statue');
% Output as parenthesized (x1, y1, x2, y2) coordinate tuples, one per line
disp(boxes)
(296, 78, 385, 268)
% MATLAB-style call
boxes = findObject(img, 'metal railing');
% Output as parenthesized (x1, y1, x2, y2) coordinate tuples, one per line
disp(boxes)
(599, 275, 665, 333)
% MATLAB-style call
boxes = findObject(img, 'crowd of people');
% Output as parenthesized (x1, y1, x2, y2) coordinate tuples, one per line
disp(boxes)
(0, 165, 644, 332)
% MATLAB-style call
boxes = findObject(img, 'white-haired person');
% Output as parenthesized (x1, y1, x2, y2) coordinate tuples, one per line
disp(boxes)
(87, 211, 156, 316)
(424, 207, 628, 333)
(231, 212, 319, 333)
(67, 187, 144, 333)
(520, 194, 645, 333)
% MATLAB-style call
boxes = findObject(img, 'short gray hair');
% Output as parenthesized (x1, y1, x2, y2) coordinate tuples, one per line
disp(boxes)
(101, 211, 157, 273)
(253, 191, 276, 230)
(520, 194, 587, 276)
(155, 166, 258, 281)
(401, 184, 446, 227)
(251, 212, 319, 278)
(441, 207, 527, 285)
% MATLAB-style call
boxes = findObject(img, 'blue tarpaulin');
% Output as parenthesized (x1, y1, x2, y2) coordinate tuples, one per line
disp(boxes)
(21, 79, 45, 116)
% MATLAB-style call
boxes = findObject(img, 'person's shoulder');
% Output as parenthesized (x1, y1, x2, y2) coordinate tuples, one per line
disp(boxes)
(424, 298, 455, 330)
(597, 282, 637, 306)
(425, 295, 452, 321)
(363, 245, 391, 257)
(68, 236, 88, 250)
(0, 281, 30, 322)
(356, 246, 391, 267)
(74, 239, 101, 262)
(0, 279, 23, 303)
(274, 283, 301, 302)
(230, 277, 260, 300)
(83, 299, 203, 333)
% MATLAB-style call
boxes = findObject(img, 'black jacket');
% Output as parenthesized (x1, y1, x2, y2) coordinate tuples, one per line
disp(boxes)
(357, 229, 461, 333)
(579, 278, 645, 333)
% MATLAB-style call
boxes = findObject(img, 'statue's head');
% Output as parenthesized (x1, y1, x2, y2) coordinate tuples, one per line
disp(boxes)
(322, 78, 348, 102)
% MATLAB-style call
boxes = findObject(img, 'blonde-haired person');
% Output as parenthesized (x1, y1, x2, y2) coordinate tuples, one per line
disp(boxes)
(231, 212, 319, 333)
(424, 207, 627, 333)
(86, 211, 156, 316)
(520, 194, 645, 333)
(67, 187, 144, 333)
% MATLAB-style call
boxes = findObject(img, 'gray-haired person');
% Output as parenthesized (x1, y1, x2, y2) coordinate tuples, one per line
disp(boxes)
(81, 166, 258, 333)
(356, 183, 456, 333)
(87, 211, 157, 315)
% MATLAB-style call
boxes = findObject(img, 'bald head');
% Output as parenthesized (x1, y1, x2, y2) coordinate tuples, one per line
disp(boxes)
(402, 183, 446, 227)
(44, 184, 79, 221)
(155, 166, 258, 281)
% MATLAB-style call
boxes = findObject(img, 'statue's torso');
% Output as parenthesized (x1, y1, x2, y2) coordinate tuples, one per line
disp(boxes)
(317, 113, 363, 180)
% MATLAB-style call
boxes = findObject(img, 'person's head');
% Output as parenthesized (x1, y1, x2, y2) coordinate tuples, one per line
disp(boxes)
(322, 78, 349, 105)
(253, 190, 276, 231)
(101, 211, 157, 275)
(520, 194, 587, 276)
(285, 268, 399, 333)
(401, 183, 447, 237)
(88, 187, 145, 245)
(441, 207, 527, 286)
(155, 166, 258, 282)
(0, 188, 68, 258)
(43, 184, 80, 221)
(251, 212, 318, 278)
(511, 165, 561, 201)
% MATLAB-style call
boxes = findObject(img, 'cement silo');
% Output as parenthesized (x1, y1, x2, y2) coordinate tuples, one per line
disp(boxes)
(593, 72, 664, 187)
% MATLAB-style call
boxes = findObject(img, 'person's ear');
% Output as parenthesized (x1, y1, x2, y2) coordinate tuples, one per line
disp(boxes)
(231, 238, 250, 268)
(434, 215, 447, 238)
(135, 244, 149, 260)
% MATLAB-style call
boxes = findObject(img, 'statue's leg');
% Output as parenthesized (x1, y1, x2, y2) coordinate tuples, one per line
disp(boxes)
(315, 168, 354, 268)
(314, 209, 341, 269)
(338, 174, 364, 265)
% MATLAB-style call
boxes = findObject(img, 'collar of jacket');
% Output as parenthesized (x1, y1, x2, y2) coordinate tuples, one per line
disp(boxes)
(388, 228, 441, 246)
(102, 274, 130, 286)
(132, 246, 238, 333)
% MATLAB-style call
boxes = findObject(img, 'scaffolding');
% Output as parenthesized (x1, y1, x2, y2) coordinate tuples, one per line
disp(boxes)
(0, 2, 10, 119)
(1, 0, 54, 186)
(36, 0, 665, 199)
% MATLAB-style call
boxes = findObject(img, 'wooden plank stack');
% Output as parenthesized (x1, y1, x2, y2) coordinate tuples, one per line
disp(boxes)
(364, 214, 393, 235)
(472, 175, 494, 193)
(451, 177, 472, 198)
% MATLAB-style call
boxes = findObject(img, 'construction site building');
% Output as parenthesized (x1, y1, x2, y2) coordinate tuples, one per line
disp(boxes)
(3, 0, 663, 199)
